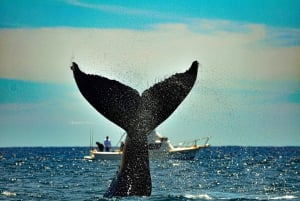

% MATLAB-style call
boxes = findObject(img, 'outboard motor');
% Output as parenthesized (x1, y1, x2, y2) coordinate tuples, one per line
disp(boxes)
(96, 142, 104, 152)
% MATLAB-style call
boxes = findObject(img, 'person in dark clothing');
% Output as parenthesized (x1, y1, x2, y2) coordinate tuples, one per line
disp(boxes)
(96, 142, 104, 152)
(104, 136, 111, 152)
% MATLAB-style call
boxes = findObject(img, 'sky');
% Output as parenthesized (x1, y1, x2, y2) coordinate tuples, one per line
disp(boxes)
(0, 0, 300, 147)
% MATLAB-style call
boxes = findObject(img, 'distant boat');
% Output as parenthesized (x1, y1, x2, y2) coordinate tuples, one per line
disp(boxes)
(84, 130, 211, 160)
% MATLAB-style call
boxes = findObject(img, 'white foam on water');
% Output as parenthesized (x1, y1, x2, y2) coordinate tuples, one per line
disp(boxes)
(270, 195, 297, 200)
(184, 193, 213, 200)
(2, 191, 17, 197)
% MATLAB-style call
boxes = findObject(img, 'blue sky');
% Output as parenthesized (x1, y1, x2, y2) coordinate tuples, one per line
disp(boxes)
(1, 0, 300, 28)
(0, 0, 300, 146)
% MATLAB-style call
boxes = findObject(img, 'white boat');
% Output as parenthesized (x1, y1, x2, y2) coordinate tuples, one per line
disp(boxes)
(84, 130, 211, 160)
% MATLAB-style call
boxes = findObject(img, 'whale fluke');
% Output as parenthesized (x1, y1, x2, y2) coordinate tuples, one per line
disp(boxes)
(71, 61, 198, 197)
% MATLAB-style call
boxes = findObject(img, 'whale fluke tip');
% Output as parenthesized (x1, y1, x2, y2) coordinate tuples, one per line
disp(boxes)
(192, 60, 198, 67)
(190, 60, 199, 71)
(70, 62, 79, 71)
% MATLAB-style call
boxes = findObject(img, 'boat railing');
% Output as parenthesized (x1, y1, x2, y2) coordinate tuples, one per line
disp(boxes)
(173, 136, 211, 148)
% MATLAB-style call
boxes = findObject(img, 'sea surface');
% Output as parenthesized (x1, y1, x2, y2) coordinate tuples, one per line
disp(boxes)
(0, 147, 299, 201)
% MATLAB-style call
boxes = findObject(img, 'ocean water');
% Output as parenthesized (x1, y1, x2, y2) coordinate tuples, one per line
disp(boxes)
(0, 147, 299, 201)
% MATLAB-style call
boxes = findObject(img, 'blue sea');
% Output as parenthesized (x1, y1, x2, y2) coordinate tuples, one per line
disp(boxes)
(0, 147, 299, 201)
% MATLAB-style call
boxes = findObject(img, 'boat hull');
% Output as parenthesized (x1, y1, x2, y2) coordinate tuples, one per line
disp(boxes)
(85, 145, 209, 160)
(86, 151, 122, 160)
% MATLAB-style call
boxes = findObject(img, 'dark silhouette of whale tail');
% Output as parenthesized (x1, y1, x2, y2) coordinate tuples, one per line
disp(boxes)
(71, 61, 198, 197)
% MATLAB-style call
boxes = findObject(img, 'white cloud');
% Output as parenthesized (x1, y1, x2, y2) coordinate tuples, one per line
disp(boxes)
(67, 0, 148, 16)
(67, 0, 181, 21)
(0, 22, 299, 91)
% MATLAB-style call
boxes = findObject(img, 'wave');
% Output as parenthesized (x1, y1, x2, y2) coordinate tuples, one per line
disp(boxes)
(225, 195, 298, 201)
(184, 193, 213, 200)
(270, 195, 298, 200)
(1, 191, 17, 197)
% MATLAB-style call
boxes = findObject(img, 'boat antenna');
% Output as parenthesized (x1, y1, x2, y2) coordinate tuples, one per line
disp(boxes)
(89, 129, 91, 150)
(115, 132, 126, 147)
(89, 128, 94, 150)
(91, 128, 94, 150)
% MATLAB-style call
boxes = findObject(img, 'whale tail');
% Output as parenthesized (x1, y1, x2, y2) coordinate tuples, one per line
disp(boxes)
(71, 61, 198, 136)
(71, 61, 198, 197)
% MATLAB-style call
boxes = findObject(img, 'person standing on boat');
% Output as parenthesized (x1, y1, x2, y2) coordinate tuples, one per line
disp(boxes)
(104, 136, 112, 152)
